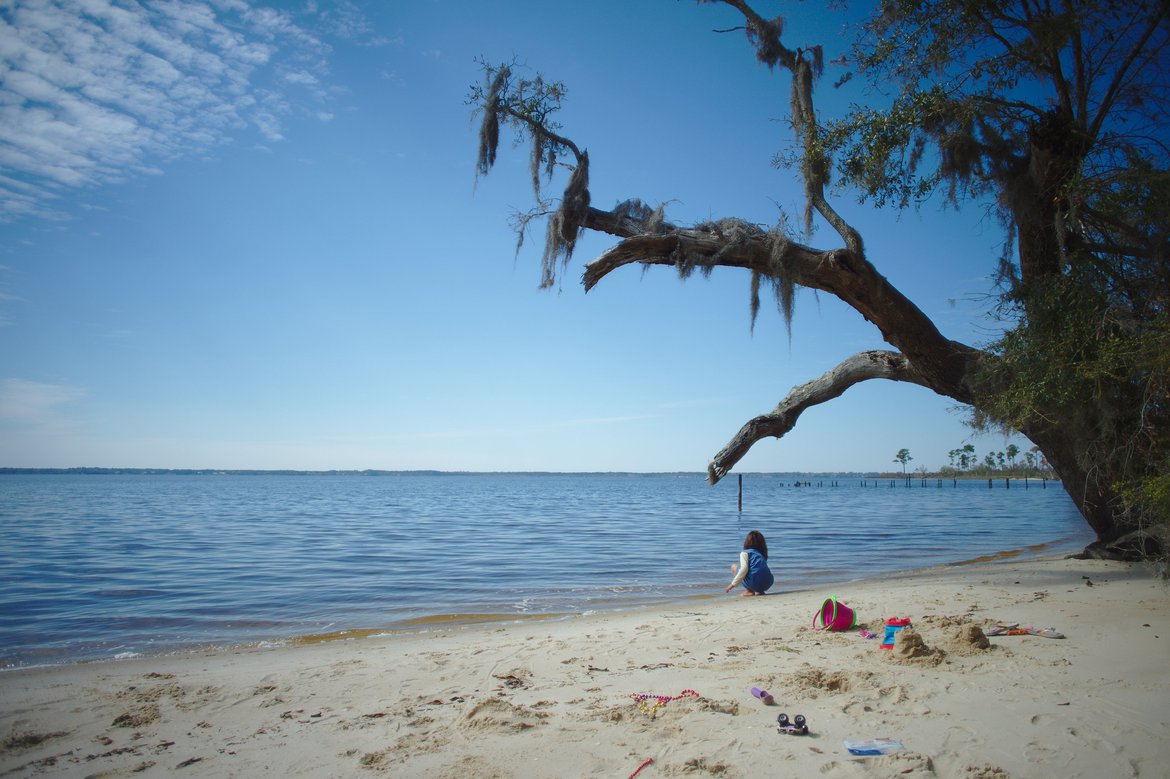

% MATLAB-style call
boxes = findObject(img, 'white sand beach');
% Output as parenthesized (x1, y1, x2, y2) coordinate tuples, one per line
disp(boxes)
(1, 555, 1167, 778)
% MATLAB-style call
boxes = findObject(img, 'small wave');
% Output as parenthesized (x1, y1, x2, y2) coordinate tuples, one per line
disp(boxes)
(946, 542, 1054, 567)
(95, 589, 169, 598)
(394, 612, 570, 628)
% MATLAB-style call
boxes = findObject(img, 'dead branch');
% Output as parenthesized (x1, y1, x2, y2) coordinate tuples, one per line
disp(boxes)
(706, 351, 936, 483)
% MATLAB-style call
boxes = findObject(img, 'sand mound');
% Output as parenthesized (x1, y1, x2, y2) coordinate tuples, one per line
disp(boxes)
(904, 615, 995, 658)
(941, 625, 992, 655)
(889, 629, 946, 666)
(781, 667, 876, 697)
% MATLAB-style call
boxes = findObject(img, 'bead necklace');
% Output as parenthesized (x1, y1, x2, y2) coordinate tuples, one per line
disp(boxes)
(630, 688, 699, 716)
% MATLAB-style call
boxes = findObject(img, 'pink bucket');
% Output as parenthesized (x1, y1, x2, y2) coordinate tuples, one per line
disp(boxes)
(812, 597, 856, 631)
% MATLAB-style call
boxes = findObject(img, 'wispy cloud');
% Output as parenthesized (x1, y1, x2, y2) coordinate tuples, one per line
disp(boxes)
(0, 377, 85, 429)
(310, 0, 392, 45)
(0, 0, 373, 221)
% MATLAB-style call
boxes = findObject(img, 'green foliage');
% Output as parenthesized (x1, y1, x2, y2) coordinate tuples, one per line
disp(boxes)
(1119, 467, 1170, 533)
(978, 272, 1170, 542)
(829, 0, 1169, 554)
(818, 88, 954, 208)
(816, 0, 1170, 226)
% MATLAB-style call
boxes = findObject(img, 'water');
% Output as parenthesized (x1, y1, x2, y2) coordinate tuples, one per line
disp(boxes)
(0, 472, 1091, 668)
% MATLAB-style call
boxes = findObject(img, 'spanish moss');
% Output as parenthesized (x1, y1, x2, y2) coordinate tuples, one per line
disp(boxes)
(475, 65, 510, 179)
(613, 198, 667, 234)
(541, 152, 590, 288)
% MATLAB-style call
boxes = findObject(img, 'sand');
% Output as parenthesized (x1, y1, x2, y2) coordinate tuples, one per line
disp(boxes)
(1, 556, 1167, 778)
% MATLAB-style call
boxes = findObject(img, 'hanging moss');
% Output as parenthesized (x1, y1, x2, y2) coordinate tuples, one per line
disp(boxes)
(540, 152, 590, 289)
(612, 199, 666, 234)
(529, 126, 546, 199)
(769, 226, 797, 338)
(475, 66, 510, 178)
(745, 15, 789, 69)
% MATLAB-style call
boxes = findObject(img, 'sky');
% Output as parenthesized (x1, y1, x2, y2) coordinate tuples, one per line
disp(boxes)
(0, 0, 1033, 474)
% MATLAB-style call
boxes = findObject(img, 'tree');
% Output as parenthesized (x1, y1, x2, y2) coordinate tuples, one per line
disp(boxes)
(894, 448, 913, 474)
(469, 0, 1169, 560)
(1006, 443, 1020, 469)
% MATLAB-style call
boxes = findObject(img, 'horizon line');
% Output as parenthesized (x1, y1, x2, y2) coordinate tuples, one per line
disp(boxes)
(0, 466, 885, 477)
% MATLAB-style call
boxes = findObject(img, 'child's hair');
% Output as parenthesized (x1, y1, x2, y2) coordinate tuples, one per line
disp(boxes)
(743, 530, 768, 559)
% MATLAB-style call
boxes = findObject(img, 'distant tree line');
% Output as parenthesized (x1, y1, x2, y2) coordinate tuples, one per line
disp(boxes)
(889, 445, 1056, 479)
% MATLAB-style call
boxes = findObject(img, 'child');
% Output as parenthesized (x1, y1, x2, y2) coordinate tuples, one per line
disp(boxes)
(724, 530, 774, 596)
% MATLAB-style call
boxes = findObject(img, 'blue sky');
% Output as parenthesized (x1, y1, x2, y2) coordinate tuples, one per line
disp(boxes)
(0, 0, 1029, 473)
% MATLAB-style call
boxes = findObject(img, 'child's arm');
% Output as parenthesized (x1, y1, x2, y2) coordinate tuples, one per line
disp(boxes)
(724, 551, 750, 592)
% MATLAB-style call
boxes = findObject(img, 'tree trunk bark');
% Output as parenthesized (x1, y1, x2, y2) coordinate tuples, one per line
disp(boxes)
(1023, 422, 1160, 560)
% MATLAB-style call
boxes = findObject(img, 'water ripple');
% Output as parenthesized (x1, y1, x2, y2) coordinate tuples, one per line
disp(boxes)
(0, 473, 1090, 667)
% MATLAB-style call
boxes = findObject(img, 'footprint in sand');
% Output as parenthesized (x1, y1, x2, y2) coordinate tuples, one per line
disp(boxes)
(462, 699, 548, 733)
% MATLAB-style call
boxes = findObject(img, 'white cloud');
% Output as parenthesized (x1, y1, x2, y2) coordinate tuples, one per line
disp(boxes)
(282, 69, 319, 87)
(0, 377, 85, 428)
(0, 0, 363, 220)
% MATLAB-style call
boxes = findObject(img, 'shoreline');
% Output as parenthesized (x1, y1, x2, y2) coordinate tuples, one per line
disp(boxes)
(3, 555, 1165, 778)
(1, 537, 1090, 673)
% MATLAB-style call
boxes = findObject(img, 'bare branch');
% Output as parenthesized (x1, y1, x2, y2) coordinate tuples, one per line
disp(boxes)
(706, 351, 937, 483)
(716, 0, 863, 254)
(1086, 4, 1170, 144)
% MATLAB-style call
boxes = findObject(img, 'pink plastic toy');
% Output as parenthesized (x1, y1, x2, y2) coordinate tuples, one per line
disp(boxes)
(750, 687, 774, 705)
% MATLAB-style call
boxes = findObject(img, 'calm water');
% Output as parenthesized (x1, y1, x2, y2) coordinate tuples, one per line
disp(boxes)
(0, 473, 1092, 668)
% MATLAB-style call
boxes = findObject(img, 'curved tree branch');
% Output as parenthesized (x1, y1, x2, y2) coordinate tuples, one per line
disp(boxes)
(581, 208, 980, 400)
(706, 350, 937, 483)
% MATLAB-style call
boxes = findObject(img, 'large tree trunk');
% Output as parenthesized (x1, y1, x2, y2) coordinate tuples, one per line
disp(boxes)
(1003, 112, 1160, 559)
(1023, 423, 1158, 560)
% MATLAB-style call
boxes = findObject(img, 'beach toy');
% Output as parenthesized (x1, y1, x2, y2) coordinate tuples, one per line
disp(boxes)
(630, 689, 698, 716)
(843, 737, 903, 755)
(985, 624, 1065, 638)
(750, 687, 774, 705)
(628, 757, 654, 778)
(777, 712, 809, 735)
(880, 617, 912, 649)
(812, 597, 856, 631)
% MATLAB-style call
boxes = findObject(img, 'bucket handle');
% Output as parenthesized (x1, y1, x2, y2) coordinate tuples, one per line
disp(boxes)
(812, 597, 838, 630)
